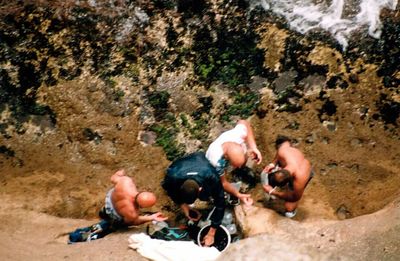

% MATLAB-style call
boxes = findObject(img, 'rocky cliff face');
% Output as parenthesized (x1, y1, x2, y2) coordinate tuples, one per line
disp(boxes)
(0, 0, 399, 259)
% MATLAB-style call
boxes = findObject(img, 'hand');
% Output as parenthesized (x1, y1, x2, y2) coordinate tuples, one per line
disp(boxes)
(238, 193, 253, 206)
(151, 212, 168, 222)
(263, 184, 273, 194)
(248, 148, 262, 164)
(263, 163, 276, 173)
(202, 232, 215, 247)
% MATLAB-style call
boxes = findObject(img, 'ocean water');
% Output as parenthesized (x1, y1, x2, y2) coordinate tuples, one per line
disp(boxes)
(250, 0, 398, 49)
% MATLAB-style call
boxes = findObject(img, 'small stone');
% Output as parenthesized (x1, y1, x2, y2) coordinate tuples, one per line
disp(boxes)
(327, 162, 338, 169)
(350, 138, 362, 147)
(138, 131, 157, 146)
(305, 133, 316, 144)
(323, 121, 336, 132)
(336, 204, 351, 220)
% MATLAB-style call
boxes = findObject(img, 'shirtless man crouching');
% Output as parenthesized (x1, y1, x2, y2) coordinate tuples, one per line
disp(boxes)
(99, 169, 167, 227)
(262, 135, 314, 218)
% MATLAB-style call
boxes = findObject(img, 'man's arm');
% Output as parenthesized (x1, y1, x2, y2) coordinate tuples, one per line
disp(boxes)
(265, 175, 306, 202)
(220, 175, 253, 205)
(203, 175, 226, 247)
(220, 175, 240, 197)
(124, 212, 167, 226)
(180, 203, 201, 221)
(237, 120, 262, 164)
(264, 153, 280, 172)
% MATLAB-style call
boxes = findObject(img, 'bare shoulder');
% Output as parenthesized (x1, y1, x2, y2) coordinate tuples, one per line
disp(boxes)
(111, 170, 133, 184)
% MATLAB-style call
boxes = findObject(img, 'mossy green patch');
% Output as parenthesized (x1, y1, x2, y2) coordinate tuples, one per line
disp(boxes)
(192, 27, 264, 87)
(221, 91, 259, 122)
(150, 124, 185, 161)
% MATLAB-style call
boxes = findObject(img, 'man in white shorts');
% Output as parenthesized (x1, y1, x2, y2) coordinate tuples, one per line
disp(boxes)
(206, 119, 262, 205)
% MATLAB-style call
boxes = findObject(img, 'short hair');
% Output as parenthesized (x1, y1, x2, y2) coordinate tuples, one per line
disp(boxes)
(269, 169, 291, 187)
(275, 135, 292, 149)
(180, 179, 199, 204)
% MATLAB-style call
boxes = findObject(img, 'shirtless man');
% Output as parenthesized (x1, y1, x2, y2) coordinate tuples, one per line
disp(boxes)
(206, 119, 262, 205)
(99, 170, 167, 226)
(262, 135, 314, 218)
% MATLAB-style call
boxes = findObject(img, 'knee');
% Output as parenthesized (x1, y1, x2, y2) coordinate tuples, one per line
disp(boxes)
(284, 201, 298, 212)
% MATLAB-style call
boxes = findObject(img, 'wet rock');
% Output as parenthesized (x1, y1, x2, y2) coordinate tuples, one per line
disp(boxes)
(298, 74, 325, 96)
(273, 70, 297, 93)
(31, 115, 56, 131)
(248, 76, 268, 92)
(138, 130, 157, 146)
(171, 91, 202, 115)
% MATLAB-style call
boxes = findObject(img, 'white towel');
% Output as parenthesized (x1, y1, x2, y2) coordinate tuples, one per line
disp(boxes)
(128, 233, 220, 261)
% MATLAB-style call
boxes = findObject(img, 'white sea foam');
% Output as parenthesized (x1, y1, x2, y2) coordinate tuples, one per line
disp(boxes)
(250, 0, 398, 49)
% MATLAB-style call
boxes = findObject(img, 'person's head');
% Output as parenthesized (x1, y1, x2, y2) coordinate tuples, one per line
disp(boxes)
(135, 191, 157, 208)
(269, 169, 292, 188)
(275, 135, 292, 150)
(180, 179, 200, 204)
(225, 142, 246, 168)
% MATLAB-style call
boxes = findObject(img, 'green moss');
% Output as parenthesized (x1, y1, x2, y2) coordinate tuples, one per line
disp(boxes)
(221, 91, 259, 122)
(179, 113, 189, 128)
(150, 124, 185, 161)
(114, 89, 125, 101)
(193, 27, 264, 87)
(148, 91, 170, 109)
(189, 117, 209, 141)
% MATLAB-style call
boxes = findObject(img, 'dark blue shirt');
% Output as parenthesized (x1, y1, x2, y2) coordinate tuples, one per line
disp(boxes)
(162, 152, 225, 228)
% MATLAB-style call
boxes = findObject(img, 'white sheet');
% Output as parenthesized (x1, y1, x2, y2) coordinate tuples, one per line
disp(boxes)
(128, 233, 220, 261)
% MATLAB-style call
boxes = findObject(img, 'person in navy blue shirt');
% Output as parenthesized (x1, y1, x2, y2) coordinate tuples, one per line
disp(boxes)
(162, 152, 225, 247)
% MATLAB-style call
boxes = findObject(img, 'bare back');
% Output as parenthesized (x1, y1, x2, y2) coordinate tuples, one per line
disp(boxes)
(277, 143, 311, 192)
(111, 176, 139, 223)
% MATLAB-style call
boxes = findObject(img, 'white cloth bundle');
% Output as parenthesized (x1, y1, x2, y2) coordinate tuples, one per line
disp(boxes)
(128, 233, 220, 261)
